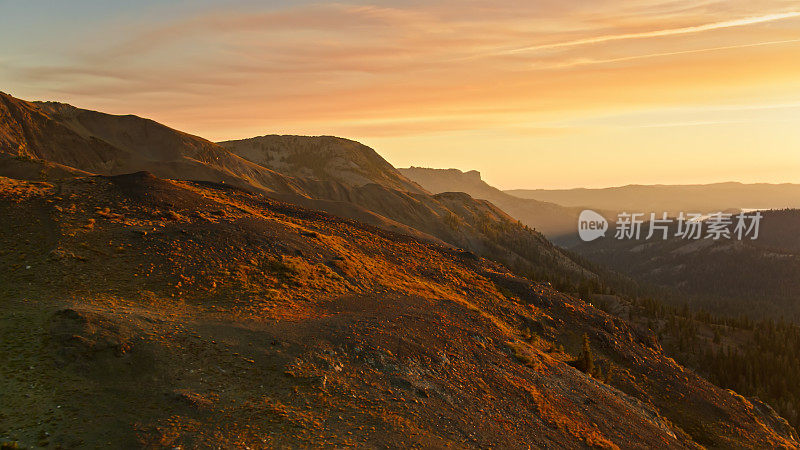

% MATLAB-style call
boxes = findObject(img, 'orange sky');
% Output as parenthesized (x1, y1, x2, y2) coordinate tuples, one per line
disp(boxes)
(1, 1, 799, 189)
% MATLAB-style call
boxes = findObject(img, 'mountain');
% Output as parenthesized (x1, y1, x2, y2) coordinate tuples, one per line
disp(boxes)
(5, 91, 800, 446)
(399, 167, 586, 245)
(1, 170, 796, 448)
(506, 182, 800, 215)
(0, 92, 595, 296)
(0, 93, 306, 195)
(219, 137, 591, 281)
(572, 209, 800, 321)
(219, 135, 425, 194)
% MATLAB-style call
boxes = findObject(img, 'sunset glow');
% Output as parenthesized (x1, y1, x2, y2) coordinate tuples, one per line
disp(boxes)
(2, 0, 799, 188)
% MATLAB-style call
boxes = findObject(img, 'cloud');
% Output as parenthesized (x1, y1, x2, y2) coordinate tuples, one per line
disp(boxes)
(5, 1, 800, 188)
(98, 4, 440, 62)
(542, 38, 800, 70)
(4, 0, 800, 141)
(501, 11, 800, 54)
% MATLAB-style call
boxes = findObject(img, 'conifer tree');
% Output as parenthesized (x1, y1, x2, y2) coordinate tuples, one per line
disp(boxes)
(581, 333, 594, 375)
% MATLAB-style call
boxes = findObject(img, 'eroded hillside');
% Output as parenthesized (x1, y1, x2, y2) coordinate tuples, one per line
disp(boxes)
(0, 172, 796, 448)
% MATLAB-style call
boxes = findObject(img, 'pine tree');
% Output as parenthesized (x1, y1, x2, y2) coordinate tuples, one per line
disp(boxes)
(580, 333, 594, 375)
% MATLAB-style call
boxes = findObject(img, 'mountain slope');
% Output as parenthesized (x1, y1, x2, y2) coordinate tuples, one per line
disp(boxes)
(573, 209, 800, 320)
(219, 137, 594, 284)
(0, 93, 592, 287)
(0, 171, 796, 448)
(399, 167, 586, 245)
(219, 135, 425, 194)
(0, 93, 307, 196)
(507, 183, 800, 214)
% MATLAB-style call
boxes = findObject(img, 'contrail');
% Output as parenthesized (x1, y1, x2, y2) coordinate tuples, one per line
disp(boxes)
(504, 11, 800, 54)
(546, 38, 800, 69)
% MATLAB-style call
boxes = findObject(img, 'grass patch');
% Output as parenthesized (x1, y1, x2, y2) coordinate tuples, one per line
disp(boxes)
(508, 340, 537, 368)
(263, 259, 299, 283)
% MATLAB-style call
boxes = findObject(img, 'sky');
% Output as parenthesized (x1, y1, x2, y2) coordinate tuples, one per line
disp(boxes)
(1, 0, 799, 189)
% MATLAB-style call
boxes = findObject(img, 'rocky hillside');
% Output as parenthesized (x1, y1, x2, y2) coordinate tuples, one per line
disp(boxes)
(0, 92, 594, 289)
(0, 171, 796, 448)
(400, 167, 587, 245)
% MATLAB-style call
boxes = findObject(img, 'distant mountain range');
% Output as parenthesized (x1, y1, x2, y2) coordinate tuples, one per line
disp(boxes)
(398, 166, 800, 320)
(399, 167, 589, 246)
(506, 183, 800, 214)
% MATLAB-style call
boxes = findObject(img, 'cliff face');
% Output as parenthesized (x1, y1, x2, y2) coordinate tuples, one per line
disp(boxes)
(400, 166, 591, 245)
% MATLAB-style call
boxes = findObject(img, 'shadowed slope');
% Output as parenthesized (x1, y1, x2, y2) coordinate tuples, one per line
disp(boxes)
(573, 209, 800, 321)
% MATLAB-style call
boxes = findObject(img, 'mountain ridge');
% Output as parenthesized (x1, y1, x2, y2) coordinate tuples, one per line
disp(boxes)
(0, 92, 596, 292)
(507, 182, 800, 213)
(219, 134, 426, 194)
(399, 166, 590, 246)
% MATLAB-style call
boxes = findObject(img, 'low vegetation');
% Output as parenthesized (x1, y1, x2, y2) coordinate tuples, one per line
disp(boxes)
(597, 295, 800, 433)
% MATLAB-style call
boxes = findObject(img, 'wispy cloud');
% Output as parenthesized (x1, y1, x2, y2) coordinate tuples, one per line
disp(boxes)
(544, 38, 800, 69)
(503, 11, 800, 54)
